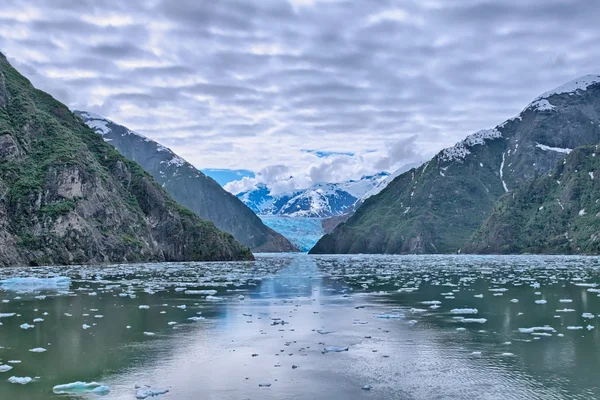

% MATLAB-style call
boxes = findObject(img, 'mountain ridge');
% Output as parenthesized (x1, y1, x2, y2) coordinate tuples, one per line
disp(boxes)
(75, 111, 297, 253)
(0, 52, 253, 266)
(311, 74, 600, 254)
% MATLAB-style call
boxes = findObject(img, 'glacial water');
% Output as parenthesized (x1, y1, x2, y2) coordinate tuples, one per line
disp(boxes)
(260, 217, 324, 251)
(1, 254, 600, 399)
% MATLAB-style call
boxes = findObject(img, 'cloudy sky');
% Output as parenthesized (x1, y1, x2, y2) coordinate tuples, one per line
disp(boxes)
(1, 0, 598, 193)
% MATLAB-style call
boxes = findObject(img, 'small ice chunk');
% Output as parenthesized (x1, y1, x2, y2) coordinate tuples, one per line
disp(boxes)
(535, 300, 547, 304)
(510, 299, 519, 303)
(567, 326, 583, 330)
(450, 308, 478, 314)
(20, 323, 34, 330)
(205, 296, 222, 301)
(29, 347, 46, 353)
(8, 376, 32, 385)
(582, 313, 595, 319)
(0, 365, 13, 372)
(135, 385, 169, 399)
(0, 313, 15, 318)
(33, 318, 44, 322)
(556, 308, 576, 313)
(376, 313, 404, 319)
(143, 332, 156, 336)
(421, 301, 442, 305)
(460, 318, 487, 323)
(185, 289, 217, 295)
(139, 305, 150, 309)
(587, 325, 595, 330)
(83, 324, 91, 330)
(176, 305, 187, 309)
(53, 381, 110, 395)
(187, 316, 205, 322)
(322, 346, 349, 353)
(238, 295, 245, 300)
(474, 294, 484, 298)
(501, 353, 514, 357)
(559, 299, 572, 303)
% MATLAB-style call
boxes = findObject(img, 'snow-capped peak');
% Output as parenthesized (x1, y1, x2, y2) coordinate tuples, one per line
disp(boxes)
(534, 75, 600, 101)
(438, 128, 502, 163)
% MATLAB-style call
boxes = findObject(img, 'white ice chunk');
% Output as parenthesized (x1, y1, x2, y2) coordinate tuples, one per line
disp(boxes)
(29, 347, 47, 353)
(450, 308, 478, 314)
(0, 365, 13, 372)
(0, 276, 71, 291)
(8, 376, 32, 385)
(135, 385, 169, 399)
(53, 381, 110, 395)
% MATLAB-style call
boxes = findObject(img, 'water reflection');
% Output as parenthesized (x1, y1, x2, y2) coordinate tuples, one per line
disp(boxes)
(0, 254, 600, 399)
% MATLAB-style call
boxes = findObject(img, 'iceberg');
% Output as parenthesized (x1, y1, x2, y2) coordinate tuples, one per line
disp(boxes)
(53, 381, 110, 395)
(450, 308, 478, 314)
(8, 376, 32, 385)
(0, 276, 71, 291)
(0, 365, 13, 372)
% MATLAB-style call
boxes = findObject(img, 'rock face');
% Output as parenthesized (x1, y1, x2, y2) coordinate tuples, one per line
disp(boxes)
(464, 146, 600, 254)
(311, 75, 600, 254)
(75, 111, 297, 253)
(0, 51, 253, 267)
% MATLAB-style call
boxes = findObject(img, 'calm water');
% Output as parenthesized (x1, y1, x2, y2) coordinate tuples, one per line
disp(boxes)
(1, 254, 600, 399)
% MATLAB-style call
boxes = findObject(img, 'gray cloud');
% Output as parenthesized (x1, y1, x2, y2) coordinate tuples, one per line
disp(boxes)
(1, 0, 599, 190)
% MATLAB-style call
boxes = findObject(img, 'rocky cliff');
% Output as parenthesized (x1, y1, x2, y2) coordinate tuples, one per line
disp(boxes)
(0, 52, 253, 266)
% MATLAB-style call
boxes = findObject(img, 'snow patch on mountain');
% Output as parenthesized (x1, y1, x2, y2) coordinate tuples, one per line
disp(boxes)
(438, 129, 502, 163)
(528, 99, 555, 112)
(534, 75, 600, 101)
(535, 143, 572, 154)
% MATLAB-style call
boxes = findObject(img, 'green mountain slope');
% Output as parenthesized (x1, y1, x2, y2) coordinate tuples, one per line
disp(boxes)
(311, 76, 600, 254)
(0, 52, 253, 266)
(75, 111, 297, 253)
(464, 146, 600, 254)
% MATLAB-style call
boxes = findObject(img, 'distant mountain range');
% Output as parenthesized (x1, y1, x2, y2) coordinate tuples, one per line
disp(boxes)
(312, 75, 600, 255)
(237, 163, 420, 219)
(75, 112, 297, 253)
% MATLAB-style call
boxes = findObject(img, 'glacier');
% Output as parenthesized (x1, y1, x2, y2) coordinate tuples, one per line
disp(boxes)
(260, 217, 324, 252)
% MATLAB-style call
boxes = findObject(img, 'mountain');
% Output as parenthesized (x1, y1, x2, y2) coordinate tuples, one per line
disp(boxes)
(75, 112, 297, 253)
(311, 75, 600, 254)
(237, 173, 390, 218)
(464, 145, 600, 254)
(0, 52, 252, 266)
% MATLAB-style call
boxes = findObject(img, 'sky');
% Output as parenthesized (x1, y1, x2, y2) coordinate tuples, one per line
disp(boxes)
(1, 0, 599, 194)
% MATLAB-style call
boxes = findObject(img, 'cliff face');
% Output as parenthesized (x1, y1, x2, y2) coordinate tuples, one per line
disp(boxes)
(464, 146, 600, 254)
(0, 52, 253, 267)
(311, 76, 600, 254)
(75, 111, 297, 253)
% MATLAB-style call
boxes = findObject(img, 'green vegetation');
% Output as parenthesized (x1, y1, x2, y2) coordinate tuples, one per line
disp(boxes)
(0, 51, 253, 266)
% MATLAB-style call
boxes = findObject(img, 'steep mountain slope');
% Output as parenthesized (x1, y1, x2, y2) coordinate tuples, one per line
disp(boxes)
(237, 173, 390, 218)
(0, 51, 253, 266)
(311, 75, 600, 254)
(75, 112, 296, 253)
(464, 146, 600, 254)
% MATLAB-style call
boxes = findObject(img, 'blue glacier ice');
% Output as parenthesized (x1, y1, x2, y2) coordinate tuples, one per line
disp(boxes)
(260, 217, 324, 252)
(0, 276, 71, 291)
(53, 381, 110, 395)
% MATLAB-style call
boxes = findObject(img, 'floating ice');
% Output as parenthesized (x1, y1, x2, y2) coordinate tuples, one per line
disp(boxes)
(139, 305, 150, 309)
(33, 318, 44, 322)
(567, 326, 583, 330)
(474, 294, 484, 298)
(0, 365, 13, 372)
(376, 313, 404, 319)
(135, 385, 169, 399)
(534, 300, 547, 304)
(0, 276, 71, 291)
(20, 323, 34, 330)
(518, 326, 555, 334)
(489, 288, 508, 292)
(185, 290, 217, 295)
(582, 313, 595, 319)
(205, 296, 223, 301)
(450, 308, 478, 314)
(574, 283, 597, 287)
(587, 325, 595, 330)
(460, 318, 487, 323)
(187, 316, 205, 322)
(0, 313, 15, 318)
(83, 324, 91, 329)
(556, 308, 576, 313)
(143, 332, 156, 336)
(53, 381, 110, 395)
(322, 346, 349, 353)
(29, 347, 46, 353)
(510, 299, 519, 303)
(421, 301, 442, 305)
(559, 299, 573, 303)
(176, 305, 187, 310)
(8, 376, 32, 385)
